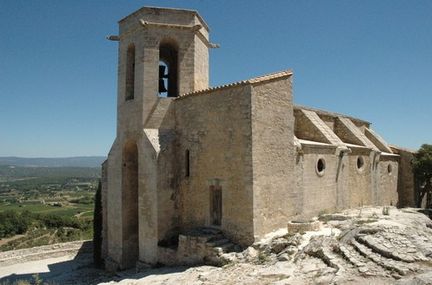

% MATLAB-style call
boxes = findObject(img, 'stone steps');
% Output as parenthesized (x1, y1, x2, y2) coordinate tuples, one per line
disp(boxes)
(338, 243, 384, 276)
(203, 231, 241, 257)
(214, 242, 236, 253)
(207, 238, 230, 247)
(323, 247, 351, 274)
(207, 233, 224, 239)
(339, 244, 367, 268)
(351, 239, 416, 276)
(304, 238, 351, 275)
(179, 228, 240, 266)
(357, 234, 415, 263)
(176, 227, 242, 266)
(197, 227, 223, 236)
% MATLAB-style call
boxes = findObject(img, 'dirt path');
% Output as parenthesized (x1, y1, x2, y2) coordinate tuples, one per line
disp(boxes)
(0, 235, 25, 247)
(0, 255, 75, 279)
(75, 210, 92, 218)
(0, 241, 95, 285)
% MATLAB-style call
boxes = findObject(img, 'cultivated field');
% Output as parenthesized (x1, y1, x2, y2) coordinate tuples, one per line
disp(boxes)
(0, 165, 100, 251)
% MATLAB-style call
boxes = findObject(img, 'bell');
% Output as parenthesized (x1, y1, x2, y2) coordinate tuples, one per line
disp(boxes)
(159, 65, 169, 93)
(159, 65, 167, 79)
(159, 78, 168, 93)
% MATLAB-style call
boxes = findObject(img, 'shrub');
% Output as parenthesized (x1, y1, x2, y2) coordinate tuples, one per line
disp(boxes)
(0, 210, 34, 238)
(93, 180, 103, 268)
(413, 144, 432, 208)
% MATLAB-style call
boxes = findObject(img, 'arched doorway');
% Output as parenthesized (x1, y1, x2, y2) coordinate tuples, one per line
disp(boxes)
(121, 141, 139, 268)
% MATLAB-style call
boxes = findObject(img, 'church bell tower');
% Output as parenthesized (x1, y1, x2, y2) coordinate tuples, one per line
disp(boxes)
(104, 7, 215, 269)
(113, 7, 214, 136)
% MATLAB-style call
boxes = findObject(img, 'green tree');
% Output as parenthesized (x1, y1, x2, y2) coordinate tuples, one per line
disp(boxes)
(413, 144, 432, 208)
(93, 179, 103, 267)
(0, 210, 33, 238)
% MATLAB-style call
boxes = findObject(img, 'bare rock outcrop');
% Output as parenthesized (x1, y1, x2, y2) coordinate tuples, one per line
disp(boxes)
(2, 207, 432, 285)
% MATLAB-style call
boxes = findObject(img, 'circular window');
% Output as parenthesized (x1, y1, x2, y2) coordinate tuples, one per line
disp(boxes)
(387, 164, 392, 174)
(357, 156, 365, 171)
(316, 158, 326, 176)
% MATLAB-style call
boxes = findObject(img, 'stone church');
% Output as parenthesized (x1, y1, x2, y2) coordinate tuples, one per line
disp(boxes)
(101, 6, 414, 270)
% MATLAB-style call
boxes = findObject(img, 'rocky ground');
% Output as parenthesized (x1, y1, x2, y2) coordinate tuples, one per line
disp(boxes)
(1, 206, 432, 285)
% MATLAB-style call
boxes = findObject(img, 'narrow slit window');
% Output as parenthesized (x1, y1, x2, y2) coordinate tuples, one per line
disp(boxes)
(125, 44, 135, 101)
(185, 149, 190, 177)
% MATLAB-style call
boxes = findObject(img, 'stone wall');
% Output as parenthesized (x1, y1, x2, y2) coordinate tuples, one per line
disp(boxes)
(155, 128, 178, 243)
(298, 146, 338, 218)
(193, 35, 209, 91)
(377, 156, 399, 206)
(347, 149, 374, 207)
(293, 145, 398, 219)
(293, 108, 400, 219)
(175, 85, 254, 246)
(391, 146, 416, 207)
(105, 140, 122, 270)
(137, 134, 159, 265)
(251, 77, 297, 237)
(105, 134, 160, 268)
(294, 110, 329, 143)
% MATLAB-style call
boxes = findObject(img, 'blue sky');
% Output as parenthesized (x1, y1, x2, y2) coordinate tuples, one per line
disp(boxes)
(0, 0, 431, 157)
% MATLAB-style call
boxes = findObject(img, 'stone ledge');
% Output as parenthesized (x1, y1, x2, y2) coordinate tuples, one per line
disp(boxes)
(287, 221, 321, 234)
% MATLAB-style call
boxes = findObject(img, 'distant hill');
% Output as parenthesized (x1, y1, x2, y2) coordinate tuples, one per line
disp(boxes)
(0, 165, 101, 179)
(0, 156, 106, 168)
